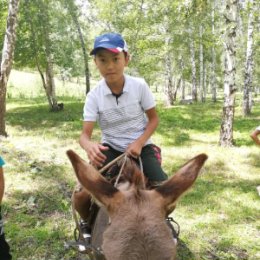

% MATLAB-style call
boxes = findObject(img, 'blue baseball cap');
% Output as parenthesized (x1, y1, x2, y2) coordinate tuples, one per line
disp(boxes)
(90, 33, 128, 55)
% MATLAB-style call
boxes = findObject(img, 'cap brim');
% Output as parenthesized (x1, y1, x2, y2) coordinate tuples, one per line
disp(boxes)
(90, 47, 121, 55)
(90, 40, 127, 55)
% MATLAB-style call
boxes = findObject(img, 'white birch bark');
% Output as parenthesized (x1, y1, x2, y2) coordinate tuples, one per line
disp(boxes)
(189, 27, 197, 102)
(0, 0, 20, 136)
(204, 63, 207, 99)
(163, 25, 174, 106)
(219, 0, 238, 147)
(180, 56, 185, 101)
(45, 57, 58, 110)
(199, 25, 205, 102)
(243, 0, 255, 116)
(211, 0, 217, 102)
(164, 53, 174, 106)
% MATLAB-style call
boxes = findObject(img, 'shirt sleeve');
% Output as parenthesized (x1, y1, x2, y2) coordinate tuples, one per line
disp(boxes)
(140, 79, 156, 111)
(256, 126, 260, 131)
(83, 92, 99, 122)
(0, 157, 5, 167)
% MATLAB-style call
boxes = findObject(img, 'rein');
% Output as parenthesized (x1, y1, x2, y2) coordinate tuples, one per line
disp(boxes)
(98, 152, 145, 188)
(114, 154, 128, 187)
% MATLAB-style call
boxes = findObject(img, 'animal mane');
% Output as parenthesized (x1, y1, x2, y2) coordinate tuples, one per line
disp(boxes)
(119, 158, 146, 189)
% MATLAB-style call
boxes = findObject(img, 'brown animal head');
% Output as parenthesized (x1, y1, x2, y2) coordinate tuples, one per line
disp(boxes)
(67, 150, 208, 260)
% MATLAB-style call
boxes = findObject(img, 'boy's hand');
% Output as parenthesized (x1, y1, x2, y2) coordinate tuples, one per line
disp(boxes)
(126, 140, 143, 158)
(85, 142, 109, 167)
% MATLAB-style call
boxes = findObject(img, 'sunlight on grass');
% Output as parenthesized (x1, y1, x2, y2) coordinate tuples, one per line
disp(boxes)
(8, 69, 91, 99)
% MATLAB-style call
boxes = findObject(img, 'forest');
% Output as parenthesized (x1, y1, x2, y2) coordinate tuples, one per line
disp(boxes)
(0, 0, 259, 259)
(0, 0, 259, 143)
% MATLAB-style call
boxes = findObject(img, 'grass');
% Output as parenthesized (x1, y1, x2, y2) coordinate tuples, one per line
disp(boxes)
(0, 70, 259, 260)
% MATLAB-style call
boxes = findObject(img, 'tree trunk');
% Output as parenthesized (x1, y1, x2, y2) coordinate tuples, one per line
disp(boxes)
(203, 63, 207, 100)
(211, 0, 217, 102)
(0, 0, 20, 137)
(219, 0, 238, 147)
(38, 0, 60, 112)
(37, 66, 53, 108)
(163, 30, 174, 106)
(173, 77, 182, 101)
(242, 0, 255, 116)
(164, 53, 174, 106)
(189, 27, 197, 102)
(45, 57, 59, 111)
(67, 0, 90, 94)
(180, 57, 185, 100)
(199, 25, 205, 102)
(181, 80, 186, 101)
(24, 0, 51, 109)
(74, 16, 90, 94)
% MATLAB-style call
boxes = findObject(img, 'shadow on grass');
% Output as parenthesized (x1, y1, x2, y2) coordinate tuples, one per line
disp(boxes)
(177, 239, 195, 260)
(178, 166, 259, 232)
(6, 98, 84, 140)
(157, 101, 259, 147)
(3, 147, 78, 258)
(6, 97, 260, 146)
(2, 143, 76, 212)
(248, 151, 260, 168)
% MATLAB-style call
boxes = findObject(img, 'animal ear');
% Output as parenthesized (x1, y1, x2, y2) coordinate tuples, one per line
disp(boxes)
(154, 154, 208, 214)
(66, 150, 124, 210)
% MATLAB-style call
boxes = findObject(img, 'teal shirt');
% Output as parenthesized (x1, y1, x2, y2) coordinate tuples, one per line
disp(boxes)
(0, 156, 5, 167)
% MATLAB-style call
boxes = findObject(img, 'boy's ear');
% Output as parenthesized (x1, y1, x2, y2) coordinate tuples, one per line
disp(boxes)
(125, 53, 130, 65)
(66, 150, 124, 211)
(152, 153, 208, 215)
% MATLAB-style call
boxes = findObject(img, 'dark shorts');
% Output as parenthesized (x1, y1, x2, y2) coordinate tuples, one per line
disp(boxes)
(0, 207, 12, 260)
(102, 144, 168, 182)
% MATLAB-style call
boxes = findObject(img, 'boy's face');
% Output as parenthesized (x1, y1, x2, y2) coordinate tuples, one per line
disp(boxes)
(94, 49, 129, 87)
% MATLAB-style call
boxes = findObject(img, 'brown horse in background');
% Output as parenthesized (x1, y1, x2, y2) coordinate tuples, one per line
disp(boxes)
(67, 150, 207, 260)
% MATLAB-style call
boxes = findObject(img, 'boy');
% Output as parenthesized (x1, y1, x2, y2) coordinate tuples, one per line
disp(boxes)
(73, 32, 168, 242)
(250, 126, 260, 146)
(0, 156, 12, 260)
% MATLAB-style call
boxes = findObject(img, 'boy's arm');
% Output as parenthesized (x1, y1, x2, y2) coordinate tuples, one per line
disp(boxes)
(79, 121, 109, 167)
(0, 167, 4, 204)
(126, 107, 159, 157)
(250, 129, 260, 146)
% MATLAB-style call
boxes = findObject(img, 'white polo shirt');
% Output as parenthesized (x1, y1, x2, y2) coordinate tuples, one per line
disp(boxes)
(83, 74, 155, 152)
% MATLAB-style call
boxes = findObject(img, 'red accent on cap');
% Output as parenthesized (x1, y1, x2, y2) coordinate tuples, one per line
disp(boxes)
(106, 48, 120, 53)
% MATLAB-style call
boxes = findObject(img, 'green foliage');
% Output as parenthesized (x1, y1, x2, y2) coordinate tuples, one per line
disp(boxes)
(14, 0, 86, 78)
(0, 0, 8, 52)
(7, 0, 259, 96)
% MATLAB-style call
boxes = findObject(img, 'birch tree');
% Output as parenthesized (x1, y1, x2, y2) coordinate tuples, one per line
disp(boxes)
(219, 0, 238, 147)
(243, 0, 255, 116)
(65, 0, 90, 94)
(211, 0, 217, 102)
(38, 0, 60, 111)
(163, 21, 174, 106)
(0, 0, 20, 136)
(164, 51, 174, 105)
(199, 25, 205, 102)
(189, 26, 197, 102)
